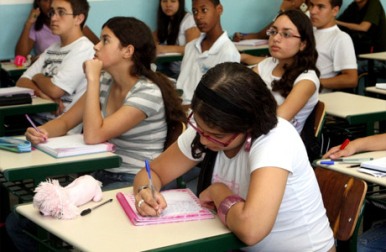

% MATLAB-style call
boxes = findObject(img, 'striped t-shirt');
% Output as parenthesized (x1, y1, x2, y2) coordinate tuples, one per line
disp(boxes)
(99, 73, 167, 175)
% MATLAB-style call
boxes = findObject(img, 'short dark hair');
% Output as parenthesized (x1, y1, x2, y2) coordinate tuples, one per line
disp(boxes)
(192, 0, 220, 6)
(66, 0, 90, 28)
(330, 0, 342, 8)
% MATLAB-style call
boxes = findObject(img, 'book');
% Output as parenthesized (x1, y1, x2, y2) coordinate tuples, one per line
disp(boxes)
(116, 188, 214, 226)
(375, 83, 386, 90)
(35, 134, 115, 158)
(0, 137, 31, 153)
(0, 87, 34, 97)
(233, 39, 268, 46)
(360, 157, 386, 173)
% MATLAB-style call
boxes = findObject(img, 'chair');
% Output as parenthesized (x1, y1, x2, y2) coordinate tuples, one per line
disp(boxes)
(314, 167, 367, 242)
(313, 101, 326, 139)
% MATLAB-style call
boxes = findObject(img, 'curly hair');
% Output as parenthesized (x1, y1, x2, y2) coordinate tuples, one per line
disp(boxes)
(271, 9, 319, 98)
(102, 17, 186, 131)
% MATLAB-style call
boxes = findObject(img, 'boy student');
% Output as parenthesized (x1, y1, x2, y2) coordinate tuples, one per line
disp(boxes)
(309, 0, 358, 93)
(16, 0, 94, 132)
(176, 0, 240, 105)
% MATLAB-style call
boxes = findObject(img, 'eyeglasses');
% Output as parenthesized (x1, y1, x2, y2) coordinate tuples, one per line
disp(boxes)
(266, 28, 302, 39)
(187, 112, 239, 147)
(47, 8, 74, 18)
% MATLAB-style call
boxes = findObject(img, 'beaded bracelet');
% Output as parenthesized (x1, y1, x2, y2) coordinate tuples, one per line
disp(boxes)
(218, 195, 245, 227)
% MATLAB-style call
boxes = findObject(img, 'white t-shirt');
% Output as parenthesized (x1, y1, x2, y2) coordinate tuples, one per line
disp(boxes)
(257, 58, 319, 133)
(314, 25, 357, 93)
(178, 118, 334, 251)
(176, 12, 196, 46)
(176, 31, 240, 104)
(22, 36, 94, 126)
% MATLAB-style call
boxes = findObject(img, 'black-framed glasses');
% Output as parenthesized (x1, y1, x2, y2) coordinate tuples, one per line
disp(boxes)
(266, 28, 302, 39)
(47, 8, 74, 18)
(187, 112, 239, 147)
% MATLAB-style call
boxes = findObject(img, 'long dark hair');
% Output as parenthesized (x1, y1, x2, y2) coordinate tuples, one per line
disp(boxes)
(156, 0, 187, 45)
(190, 62, 278, 157)
(103, 17, 186, 129)
(33, 0, 49, 31)
(271, 9, 319, 98)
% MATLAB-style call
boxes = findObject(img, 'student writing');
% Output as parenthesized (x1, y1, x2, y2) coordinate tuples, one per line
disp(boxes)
(133, 62, 335, 251)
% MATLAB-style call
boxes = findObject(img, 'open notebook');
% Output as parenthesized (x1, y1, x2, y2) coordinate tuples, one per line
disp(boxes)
(116, 188, 214, 226)
(35, 134, 115, 158)
(360, 157, 386, 173)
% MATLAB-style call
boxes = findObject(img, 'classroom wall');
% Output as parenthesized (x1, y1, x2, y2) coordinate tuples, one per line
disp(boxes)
(1, 0, 386, 60)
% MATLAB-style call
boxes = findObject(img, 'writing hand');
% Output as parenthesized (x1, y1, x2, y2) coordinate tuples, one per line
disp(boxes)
(25, 127, 48, 144)
(322, 143, 356, 159)
(135, 188, 166, 217)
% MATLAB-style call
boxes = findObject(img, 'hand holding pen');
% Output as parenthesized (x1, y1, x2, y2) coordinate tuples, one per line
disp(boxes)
(322, 138, 356, 159)
(24, 114, 47, 144)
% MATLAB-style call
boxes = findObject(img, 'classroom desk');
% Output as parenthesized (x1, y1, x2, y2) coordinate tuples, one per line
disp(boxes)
(156, 53, 183, 64)
(366, 86, 386, 98)
(0, 97, 57, 136)
(319, 92, 386, 135)
(154, 44, 270, 65)
(314, 151, 386, 187)
(359, 51, 386, 86)
(0, 62, 27, 80)
(236, 44, 269, 56)
(0, 148, 121, 187)
(16, 187, 244, 252)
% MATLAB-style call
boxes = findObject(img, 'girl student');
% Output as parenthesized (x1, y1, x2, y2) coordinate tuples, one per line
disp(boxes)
(25, 16, 186, 190)
(253, 9, 320, 134)
(15, 0, 99, 60)
(154, 0, 200, 78)
(132, 62, 335, 251)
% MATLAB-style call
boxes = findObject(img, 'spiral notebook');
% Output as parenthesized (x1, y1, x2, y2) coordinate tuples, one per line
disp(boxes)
(116, 188, 214, 226)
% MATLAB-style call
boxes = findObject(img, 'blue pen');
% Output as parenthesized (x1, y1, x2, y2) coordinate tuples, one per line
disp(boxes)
(145, 160, 156, 200)
(320, 160, 334, 165)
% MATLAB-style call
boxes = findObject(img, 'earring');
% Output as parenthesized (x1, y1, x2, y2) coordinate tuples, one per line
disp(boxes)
(244, 133, 252, 152)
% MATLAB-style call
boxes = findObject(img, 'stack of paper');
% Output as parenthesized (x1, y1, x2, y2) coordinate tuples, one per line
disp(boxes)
(359, 157, 386, 177)
(35, 134, 115, 158)
(116, 188, 214, 226)
(0, 87, 34, 97)
(375, 83, 386, 90)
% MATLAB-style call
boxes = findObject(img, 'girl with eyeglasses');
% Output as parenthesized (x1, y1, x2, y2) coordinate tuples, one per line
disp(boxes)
(253, 9, 320, 134)
(15, 0, 99, 61)
(133, 62, 335, 251)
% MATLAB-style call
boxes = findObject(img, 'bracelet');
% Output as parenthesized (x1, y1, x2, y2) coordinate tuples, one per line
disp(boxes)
(218, 195, 245, 227)
(137, 185, 149, 194)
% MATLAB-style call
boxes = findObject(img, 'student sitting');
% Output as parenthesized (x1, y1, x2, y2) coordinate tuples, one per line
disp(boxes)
(309, 0, 358, 93)
(253, 9, 319, 134)
(6, 16, 185, 252)
(16, 0, 95, 133)
(176, 0, 240, 105)
(154, 0, 200, 78)
(133, 62, 335, 251)
(15, 0, 99, 62)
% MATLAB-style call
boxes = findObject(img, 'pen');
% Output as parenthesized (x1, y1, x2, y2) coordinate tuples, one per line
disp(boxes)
(339, 138, 350, 150)
(347, 164, 360, 168)
(145, 160, 156, 200)
(320, 160, 334, 165)
(25, 114, 41, 133)
(80, 198, 113, 216)
(332, 158, 373, 162)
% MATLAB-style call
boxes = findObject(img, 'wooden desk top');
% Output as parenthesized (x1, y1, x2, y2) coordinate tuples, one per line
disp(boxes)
(0, 146, 121, 184)
(315, 151, 386, 187)
(16, 188, 240, 252)
(366, 86, 386, 96)
(319, 92, 386, 119)
(359, 51, 386, 61)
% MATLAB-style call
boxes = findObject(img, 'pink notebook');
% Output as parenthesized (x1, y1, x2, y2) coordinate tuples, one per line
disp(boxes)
(116, 188, 214, 226)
